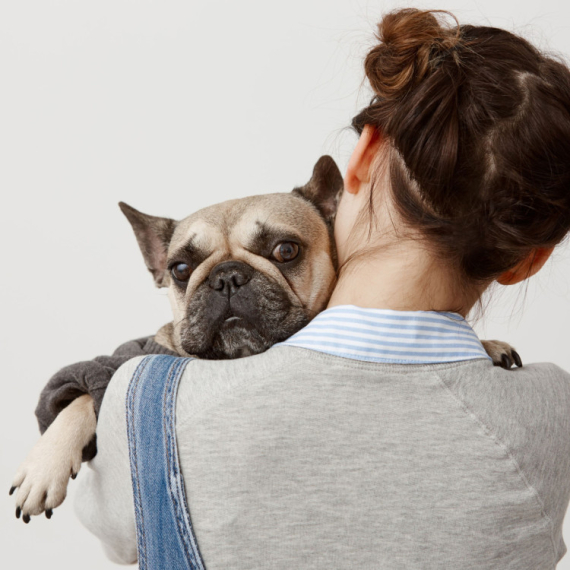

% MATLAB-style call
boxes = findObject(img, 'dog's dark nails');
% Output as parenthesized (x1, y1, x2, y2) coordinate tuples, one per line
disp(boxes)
(501, 354, 511, 369)
(71, 472, 77, 480)
(512, 351, 523, 368)
(9, 486, 15, 496)
(15, 506, 21, 519)
(45, 509, 53, 519)
(22, 514, 30, 524)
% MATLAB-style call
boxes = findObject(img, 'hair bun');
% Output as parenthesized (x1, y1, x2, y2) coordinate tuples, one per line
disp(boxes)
(365, 9, 461, 101)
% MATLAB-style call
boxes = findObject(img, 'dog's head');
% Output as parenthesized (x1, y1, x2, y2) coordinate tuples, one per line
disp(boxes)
(120, 155, 343, 359)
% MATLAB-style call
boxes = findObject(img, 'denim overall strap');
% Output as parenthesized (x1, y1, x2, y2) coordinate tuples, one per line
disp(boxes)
(126, 354, 206, 570)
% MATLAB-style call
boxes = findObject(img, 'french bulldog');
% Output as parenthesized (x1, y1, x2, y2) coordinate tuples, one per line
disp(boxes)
(10, 155, 522, 522)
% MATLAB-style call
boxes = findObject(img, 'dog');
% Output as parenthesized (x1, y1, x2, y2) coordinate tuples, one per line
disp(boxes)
(10, 155, 521, 522)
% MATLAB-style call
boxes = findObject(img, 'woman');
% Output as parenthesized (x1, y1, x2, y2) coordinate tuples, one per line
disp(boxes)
(75, 9, 570, 569)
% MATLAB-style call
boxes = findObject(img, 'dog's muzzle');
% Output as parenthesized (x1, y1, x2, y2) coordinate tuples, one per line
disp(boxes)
(180, 259, 303, 359)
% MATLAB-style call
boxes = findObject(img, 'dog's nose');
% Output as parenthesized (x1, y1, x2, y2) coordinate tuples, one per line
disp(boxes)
(208, 261, 254, 297)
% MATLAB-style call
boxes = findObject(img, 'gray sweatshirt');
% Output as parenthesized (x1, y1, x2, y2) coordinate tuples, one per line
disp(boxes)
(75, 348, 570, 569)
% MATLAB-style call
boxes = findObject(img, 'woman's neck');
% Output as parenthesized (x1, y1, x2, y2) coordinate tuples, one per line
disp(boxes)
(327, 242, 480, 317)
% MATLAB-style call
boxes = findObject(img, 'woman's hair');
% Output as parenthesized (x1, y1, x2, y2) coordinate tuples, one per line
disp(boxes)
(352, 8, 570, 283)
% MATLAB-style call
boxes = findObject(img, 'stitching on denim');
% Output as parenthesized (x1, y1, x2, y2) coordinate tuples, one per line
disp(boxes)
(167, 361, 195, 564)
(164, 358, 206, 569)
(435, 370, 558, 568)
(162, 359, 196, 566)
(163, 360, 187, 561)
(126, 356, 152, 570)
(173, 360, 205, 569)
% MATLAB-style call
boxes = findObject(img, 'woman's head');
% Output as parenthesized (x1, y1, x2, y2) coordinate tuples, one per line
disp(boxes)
(336, 8, 570, 304)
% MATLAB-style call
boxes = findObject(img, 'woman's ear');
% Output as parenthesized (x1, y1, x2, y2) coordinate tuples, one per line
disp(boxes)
(344, 125, 383, 195)
(497, 246, 555, 285)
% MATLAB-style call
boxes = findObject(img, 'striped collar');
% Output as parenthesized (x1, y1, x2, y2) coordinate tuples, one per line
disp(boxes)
(277, 305, 491, 364)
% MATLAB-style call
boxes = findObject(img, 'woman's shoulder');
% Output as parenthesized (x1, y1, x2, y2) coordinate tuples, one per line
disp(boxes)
(531, 361, 570, 384)
(521, 360, 570, 379)
(508, 360, 570, 401)
(499, 360, 570, 395)
(437, 359, 570, 464)
(512, 361, 570, 413)
(438, 359, 570, 425)
(440, 359, 570, 399)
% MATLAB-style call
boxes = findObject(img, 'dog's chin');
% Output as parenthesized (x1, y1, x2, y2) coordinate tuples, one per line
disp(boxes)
(181, 317, 270, 360)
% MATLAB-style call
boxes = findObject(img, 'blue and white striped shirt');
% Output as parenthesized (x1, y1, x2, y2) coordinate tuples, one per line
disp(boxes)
(278, 304, 491, 364)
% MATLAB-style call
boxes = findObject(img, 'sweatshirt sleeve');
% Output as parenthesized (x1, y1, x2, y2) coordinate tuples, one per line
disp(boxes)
(74, 357, 145, 565)
(35, 336, 156, 435)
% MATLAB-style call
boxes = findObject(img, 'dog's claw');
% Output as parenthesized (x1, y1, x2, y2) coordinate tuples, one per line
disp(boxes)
(71, 472, 77, 480)
(501, 354, 512, 369)
(45, 509, 53, 519)
(22, 514, 30, 524)
(512, 350, 523, 368)
(15, 506, 21, 519)
(9, 486, 15, 496)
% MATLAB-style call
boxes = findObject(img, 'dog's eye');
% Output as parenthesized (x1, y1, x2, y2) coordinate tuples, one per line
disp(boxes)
(171, 263, 191, 282)
(271, 242, 300, 263)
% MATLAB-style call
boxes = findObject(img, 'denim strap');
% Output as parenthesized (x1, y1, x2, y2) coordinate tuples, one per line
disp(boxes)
(126, 355, 205, 570)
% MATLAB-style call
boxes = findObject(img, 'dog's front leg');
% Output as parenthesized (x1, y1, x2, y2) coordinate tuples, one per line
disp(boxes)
(11, 394, 96, 522)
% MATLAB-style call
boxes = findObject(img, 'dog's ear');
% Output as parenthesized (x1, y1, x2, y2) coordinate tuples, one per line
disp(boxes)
(118, 202, 177, 288)
(292, 155, 344, 223)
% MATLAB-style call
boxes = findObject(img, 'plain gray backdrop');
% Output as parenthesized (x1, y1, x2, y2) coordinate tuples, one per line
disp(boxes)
(2, 1, 570, 568)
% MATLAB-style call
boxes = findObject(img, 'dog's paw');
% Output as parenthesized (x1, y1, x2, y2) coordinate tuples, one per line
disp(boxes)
(10, 430, 82, 522)
(10, 394, 96, 522)
(481, 340, 523, 370)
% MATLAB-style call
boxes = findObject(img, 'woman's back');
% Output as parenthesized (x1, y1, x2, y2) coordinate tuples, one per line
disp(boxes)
(76, 318, 570, 569)
(74, 9, 570, 568)
(177, 350, 570, 569)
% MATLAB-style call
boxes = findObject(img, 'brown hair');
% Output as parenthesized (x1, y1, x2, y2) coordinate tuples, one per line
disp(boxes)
(352, 8, 570, 284)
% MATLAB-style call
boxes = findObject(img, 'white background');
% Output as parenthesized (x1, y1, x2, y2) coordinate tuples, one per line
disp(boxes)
(1, 1, 570, 568)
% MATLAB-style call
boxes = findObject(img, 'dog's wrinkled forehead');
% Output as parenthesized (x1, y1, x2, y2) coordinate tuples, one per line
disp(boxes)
(168, 193, 328, 258)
